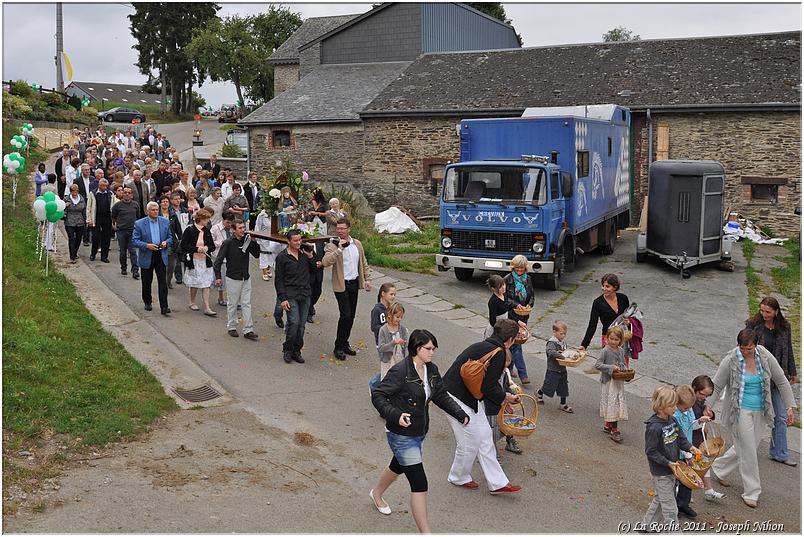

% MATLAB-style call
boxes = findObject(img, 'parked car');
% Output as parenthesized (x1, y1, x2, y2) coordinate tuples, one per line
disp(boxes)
(218, 104, 239, 123)
(98, 107, 146, 123)
(225, 128, 248, 156)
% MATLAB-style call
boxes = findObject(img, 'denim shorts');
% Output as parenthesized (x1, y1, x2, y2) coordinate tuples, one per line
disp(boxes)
(386, 431, 425, 466)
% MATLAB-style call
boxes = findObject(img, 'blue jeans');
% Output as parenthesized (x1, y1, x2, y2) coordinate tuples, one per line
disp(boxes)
(368, 372, 381, 392)
(283, 295, 310, 353)
(769, 386, 789, 461)
(510, 344, 528, 379)
(386, 431, 425, 466)
(116, 228, 139, 272)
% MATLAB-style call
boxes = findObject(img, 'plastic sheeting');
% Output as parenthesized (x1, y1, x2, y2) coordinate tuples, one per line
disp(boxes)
(723, 221, 788, 245)
(374, 206, 420, 234)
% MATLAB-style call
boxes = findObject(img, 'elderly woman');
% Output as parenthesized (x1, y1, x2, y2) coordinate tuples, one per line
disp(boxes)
(504, 255, 535, 384)
(63, 183, 87, 263)
(185, 186, 202, 215)
(203, 187, 226, 227)
(441, 318, 523, 495)
(179, 209, 217, 316)
(370, 329, 469, 533)
(710, 328, 797, 508)
(745, 297, 798, 466)
(580, 273, 630, 356)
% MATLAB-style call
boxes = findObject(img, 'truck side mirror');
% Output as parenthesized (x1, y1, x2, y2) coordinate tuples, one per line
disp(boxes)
(562, 175, 573, 198)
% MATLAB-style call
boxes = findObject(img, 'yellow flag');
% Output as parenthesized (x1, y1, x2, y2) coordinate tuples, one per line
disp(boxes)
(62, 52, 73, 82)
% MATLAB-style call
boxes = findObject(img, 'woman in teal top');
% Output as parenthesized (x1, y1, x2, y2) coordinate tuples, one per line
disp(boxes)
(710, 329, 796, 508)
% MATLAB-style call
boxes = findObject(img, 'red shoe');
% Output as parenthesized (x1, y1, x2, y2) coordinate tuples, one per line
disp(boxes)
(452, 480, 479, 489)
(490, 484, 522, 495)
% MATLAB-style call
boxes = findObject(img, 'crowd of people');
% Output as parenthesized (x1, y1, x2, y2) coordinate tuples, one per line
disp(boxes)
(36, 127, 798, 532)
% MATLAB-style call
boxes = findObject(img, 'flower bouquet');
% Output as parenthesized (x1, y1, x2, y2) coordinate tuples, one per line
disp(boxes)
(278, 221, 325, 239)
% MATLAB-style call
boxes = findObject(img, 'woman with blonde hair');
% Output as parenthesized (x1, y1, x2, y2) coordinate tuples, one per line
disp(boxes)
(179, 209, 217, 316)
(503, 255, 534, 384)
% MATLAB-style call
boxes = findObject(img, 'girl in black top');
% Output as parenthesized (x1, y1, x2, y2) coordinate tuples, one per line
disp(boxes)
(486, 275, 508, 337)
(580, 273, 630, 352)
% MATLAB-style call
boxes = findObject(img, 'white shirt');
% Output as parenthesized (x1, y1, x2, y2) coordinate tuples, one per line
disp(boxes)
(221, 181, 241, 200)
(342, 238, 359, 281)
(64, 165, 77, 195)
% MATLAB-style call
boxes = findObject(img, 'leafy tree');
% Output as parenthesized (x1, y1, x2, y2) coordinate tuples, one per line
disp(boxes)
(466, 3, 523, 46)
(602, 26, 641, 42)
(9, 80, 33, 98)
(249, 7, 303, 103)
(67, 94, 83, 111)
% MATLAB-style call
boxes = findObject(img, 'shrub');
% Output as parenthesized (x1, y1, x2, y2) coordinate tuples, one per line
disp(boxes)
(67, 94, 83, 111)
(9, 80, 33, 98)
(2, 93, 32, 118)
(42, 92, 64, 107)
(221, 143, 243, 158)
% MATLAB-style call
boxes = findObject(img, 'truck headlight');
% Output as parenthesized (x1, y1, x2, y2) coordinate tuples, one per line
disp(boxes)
(441, 236, 452, 248)
(532, 240, 545, 254)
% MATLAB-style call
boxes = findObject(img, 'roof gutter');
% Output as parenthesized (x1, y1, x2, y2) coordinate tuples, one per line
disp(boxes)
(240, 118, 364, 127)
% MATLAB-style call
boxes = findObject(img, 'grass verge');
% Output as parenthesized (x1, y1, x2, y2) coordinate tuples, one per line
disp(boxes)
(350, 217, 440, 274)
(2, 127, 177, 507)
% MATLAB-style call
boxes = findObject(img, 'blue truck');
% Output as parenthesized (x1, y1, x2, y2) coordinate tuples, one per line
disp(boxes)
(436, 105, 632, 289)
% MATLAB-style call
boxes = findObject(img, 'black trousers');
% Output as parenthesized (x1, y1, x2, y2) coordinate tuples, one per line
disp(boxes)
(65, 225, 85, 260)
(82, 224, 91, 244)
(334, 279, 359, 350)
(141, 252, 169, 310)
(676, 479, 692, 509)
(91, 217, 112, 259)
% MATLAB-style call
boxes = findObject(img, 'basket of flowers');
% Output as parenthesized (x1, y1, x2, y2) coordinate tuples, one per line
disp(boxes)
(513, 304, 532, 317)
(689, 451, 714, 479)
(498, 393, 538, 438)
(672, 462, 704, 490)
(513, 326, 530, 345)
(557, 349, 586, 368)
(697, 421, 726, 459)
(611, 368, 636, 381)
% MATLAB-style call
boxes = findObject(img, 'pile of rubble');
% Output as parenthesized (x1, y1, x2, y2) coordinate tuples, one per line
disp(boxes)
(723, 212, 788, 245)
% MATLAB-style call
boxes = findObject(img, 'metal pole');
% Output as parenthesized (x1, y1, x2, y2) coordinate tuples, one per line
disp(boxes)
(55, 3, 64, 92)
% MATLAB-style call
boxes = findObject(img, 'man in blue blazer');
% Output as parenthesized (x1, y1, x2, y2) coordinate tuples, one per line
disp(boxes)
(133, 201, 173, 315)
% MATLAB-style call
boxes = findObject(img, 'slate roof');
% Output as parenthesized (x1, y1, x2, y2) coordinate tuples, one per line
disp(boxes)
(66, 81, 164, 106)
(240, 62, 410, 125)
(268, 14, 362, 64)
(363, 31, 802, 116)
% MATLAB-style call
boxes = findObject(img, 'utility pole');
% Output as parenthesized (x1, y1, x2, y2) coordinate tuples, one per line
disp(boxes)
(55, 3, 64, 91)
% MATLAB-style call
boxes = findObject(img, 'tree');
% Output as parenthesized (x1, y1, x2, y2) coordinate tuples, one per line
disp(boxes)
(248, 7, 303, 103)
(466, 3, 523, 46)
(186, 15, 261, 112)
(602, 26, 641, 42)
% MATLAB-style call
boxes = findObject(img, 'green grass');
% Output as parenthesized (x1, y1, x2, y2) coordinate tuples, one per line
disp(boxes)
(770, 238, 800, 298)
(2, 125, 176, 448)
(99, 101, 193, 124)
(742, 240, 762, 314)
(350, 217, 440, 274)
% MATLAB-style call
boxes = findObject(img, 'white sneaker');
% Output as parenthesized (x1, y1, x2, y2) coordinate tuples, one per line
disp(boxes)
(705, 490, 726, 502)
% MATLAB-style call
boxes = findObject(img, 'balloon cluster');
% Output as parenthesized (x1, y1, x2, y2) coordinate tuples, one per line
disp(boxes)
(30, 83, 41, 91)
(3, 152, 25, 174)
(81, 98, 90, 108)
(20, 123, 34, 137)
(10, 134, 27, 151)
(33, 191, 65, 223)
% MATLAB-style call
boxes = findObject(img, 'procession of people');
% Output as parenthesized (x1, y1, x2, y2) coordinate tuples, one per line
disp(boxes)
(37, 123, 798, 534)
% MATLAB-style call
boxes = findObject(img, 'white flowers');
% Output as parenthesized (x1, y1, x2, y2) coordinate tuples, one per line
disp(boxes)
(268, 188, 281, 198)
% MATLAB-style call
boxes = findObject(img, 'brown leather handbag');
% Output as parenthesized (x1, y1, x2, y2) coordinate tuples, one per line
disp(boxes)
(460, 347, 502, 399)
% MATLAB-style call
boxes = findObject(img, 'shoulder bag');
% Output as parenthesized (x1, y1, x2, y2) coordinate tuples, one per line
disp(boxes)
(460, 347, 502, 399)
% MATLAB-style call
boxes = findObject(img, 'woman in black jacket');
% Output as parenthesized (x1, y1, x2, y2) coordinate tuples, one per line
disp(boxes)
(580, 273, 630, 357)
(179, 209, 217, 315)
(441, 318, 523, 495)
(370, 329, 468, 533)
(746, 296, 798, 466)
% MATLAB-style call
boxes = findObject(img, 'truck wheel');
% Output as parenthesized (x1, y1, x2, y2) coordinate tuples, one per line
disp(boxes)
(543, 254, 563, 291)
(601, 220, 616, 255)
(454, 267, 474, 281)
(563, 238, 576, 273)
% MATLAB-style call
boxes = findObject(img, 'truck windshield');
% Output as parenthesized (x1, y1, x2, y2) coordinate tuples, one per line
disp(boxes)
(443, 166, 548, 205)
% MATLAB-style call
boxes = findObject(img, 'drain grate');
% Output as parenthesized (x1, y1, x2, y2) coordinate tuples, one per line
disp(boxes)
(172, 384, 221, 403)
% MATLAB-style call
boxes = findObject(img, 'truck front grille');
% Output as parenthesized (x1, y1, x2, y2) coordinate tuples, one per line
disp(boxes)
(450, 230, 534, 254)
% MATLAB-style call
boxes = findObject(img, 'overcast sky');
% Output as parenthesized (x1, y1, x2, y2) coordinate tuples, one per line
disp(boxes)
(2, 2, 800, 108)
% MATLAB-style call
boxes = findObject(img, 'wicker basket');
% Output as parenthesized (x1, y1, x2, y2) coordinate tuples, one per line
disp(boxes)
(689, 455, 714, 479)
(557, 349, 586, 368)
(513, 305, 532, 316)
(698, 422, 726, 459)
(672, 462, 704, 490)
(498, 393, 538, 438)
(611, 368, 636, 381)
(513, 327, 530, 345)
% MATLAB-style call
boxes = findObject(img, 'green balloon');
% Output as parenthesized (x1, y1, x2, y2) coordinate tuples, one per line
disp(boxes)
(36, 195, 44, 201)
(43, 191, 56, 202)
(46, 211, 61, 223)
(55, 210, 65, 219)
(45, 200, 57, 213)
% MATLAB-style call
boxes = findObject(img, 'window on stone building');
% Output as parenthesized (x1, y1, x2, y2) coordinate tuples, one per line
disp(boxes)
(272, 130, 291, 148)
(577, 151, 589, 177)
(742, 176, 786, 204)
(751, 184, 778, 203)
(422, 158, 448, 197)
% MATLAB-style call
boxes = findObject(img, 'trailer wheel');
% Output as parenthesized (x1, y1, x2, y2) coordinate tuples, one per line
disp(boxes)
(454, 267, 474, 281)
(601, 220, 616, 255)
(719, 260, 735, 272)
(636, 251, 647, 263)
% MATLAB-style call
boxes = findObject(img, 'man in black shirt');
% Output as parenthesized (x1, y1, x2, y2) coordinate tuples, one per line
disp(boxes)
(202, 154, 221, 179)
(274, 229, 315, 364)
(111, 186, 141, 278)
(214, 220, 260, 340)
(150, 159, 172, 195)
(88, 178, 114, 262)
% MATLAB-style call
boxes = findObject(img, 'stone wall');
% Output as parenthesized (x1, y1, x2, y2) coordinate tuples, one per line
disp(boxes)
(195, 154, 248, 180)
(273, 64, 299, 96)
(633, 111, 801, 235)
(248, 123, 364, 183)
(362, 117, 461, 216)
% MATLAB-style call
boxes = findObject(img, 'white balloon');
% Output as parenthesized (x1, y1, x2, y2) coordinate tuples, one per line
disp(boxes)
(33, 200, 46, 221)
(10, 160, 20, 170)
(55, 198, 66, 212)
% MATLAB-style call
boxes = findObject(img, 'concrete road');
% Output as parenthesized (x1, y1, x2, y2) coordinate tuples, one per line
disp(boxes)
(12, 224, 798, 533)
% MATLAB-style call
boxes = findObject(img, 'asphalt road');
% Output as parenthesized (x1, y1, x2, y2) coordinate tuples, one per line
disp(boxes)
(24, 229, 797, 533)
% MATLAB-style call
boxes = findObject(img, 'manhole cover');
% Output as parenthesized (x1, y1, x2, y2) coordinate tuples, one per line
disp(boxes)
(172, 384, 221, 403)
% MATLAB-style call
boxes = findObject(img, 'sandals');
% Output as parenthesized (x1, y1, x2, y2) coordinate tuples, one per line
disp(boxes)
(204, 309, 217, 317)
(189, 304, 200, 311)
(369, 489, 391, 515)
(560, 404, 574, 413)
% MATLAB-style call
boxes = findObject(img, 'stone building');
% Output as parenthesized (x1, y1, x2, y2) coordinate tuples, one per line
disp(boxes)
(247, 13, 800, 234)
